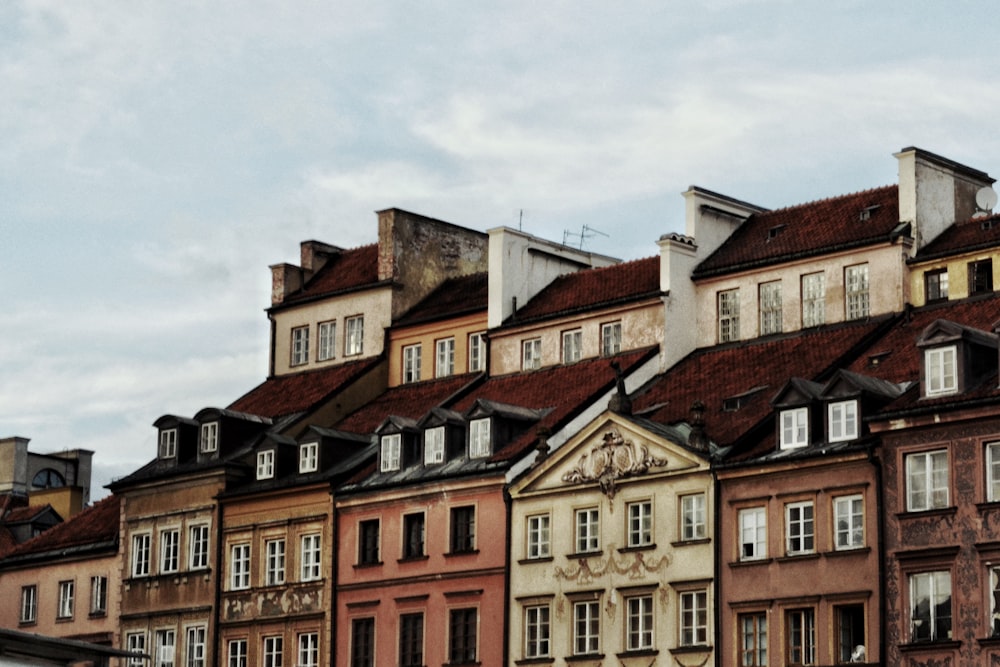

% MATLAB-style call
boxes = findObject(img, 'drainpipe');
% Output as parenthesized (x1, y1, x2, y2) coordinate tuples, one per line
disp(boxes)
(268, 314, 276, 377)
(329, 485, 338, 667)
(502, 485, 512, 667)
(212, 493, 224, 667)
(869, 443, 886, 666)
(713, 463, 722, 667)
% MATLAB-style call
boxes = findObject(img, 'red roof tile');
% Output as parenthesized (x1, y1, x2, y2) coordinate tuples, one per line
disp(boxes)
(0, 527, 17, 558)
(631, 319, 895, 447)
(913, 213, 1000, 260)
(510, 257, 660, 323)
(2, 505, 55, 523)
(394, 273, 488, 327)
(227, 357, 383, 419)
(694, 186, 900, 278)
(3, 495, 120, 560)
(278, 244, 381, 306)
(334, 374, 482, 435)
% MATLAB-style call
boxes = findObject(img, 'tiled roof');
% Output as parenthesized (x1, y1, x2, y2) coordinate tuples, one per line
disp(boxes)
(2, 505, 54, 523)
(631, 318, 897, 448)
(508, 257, 660, 324)
(277, 244, 382, 306)
(0, 527, 15, 557)
(694, 186, 901, 278)
(393, 272, 488, 328)
(227, 356, 384, 419)
(912, 213, 1000, 261)
(1, 495, 119, 563)
(333, 374, 483, 435)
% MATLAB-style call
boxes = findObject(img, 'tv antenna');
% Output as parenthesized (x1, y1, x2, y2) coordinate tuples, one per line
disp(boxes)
(563, 224, 608, 250)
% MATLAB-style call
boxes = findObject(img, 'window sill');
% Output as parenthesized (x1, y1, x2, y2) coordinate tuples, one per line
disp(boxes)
(671, 537, 711, 548)
(565, 654, 604, 663)
(896, 506, 957, 521)
(17, 621, 36, 628)
(89, 611, 107, 619)
(513, 658, 553, 665)
(615, 649, 658, 659)
(776, 552, 821, 563)
(729, 557, 773, 568)
(976, 501, 1000, 513)
(670, 644, 713, 655)
(353, 561, 383, 570)
(55, 616, 74, 623)
(978, 635, 1000, 647)
(899, 639, 961, 653)
(517, 556, 554, 565)
(618, 544, 657, 554)
(398, 555, 429, 564)
(825, 546, 871, 558)
(445, 550, 479, 558)
(566, 550, 603, 560)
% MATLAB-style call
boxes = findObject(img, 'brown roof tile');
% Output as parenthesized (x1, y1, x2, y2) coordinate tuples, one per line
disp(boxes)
(913, 213, 1000, 261)
(334, 374, 482, 435)
(278, 244, 381, 306)
(394, 273, 488, 327)
(2, 505, 55, 523)
(3, 495, 120, 560)
(694, 186, 900, 278)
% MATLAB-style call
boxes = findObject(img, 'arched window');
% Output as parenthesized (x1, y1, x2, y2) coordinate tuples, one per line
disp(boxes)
(32, 469, 65, 489)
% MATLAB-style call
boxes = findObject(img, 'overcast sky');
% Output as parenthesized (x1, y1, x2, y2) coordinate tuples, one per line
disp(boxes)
(3, 1, 1000, 500)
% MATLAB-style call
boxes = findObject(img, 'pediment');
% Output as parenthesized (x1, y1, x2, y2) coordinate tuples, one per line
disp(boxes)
(771, 377, 823, 408)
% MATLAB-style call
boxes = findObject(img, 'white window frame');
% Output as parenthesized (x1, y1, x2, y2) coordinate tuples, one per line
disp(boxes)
(845, 263, 870, 320)
(524, 605, 551, 659)
(227, 639, 247, 667)
(402, 344, 422, 383)
(469, 418, 491, 458)
(906, 449, 949, 511)
(909, 571, 951, 642)
(988, 442, 1000, 502)
(718, 288, 740, 343)
(626, 594, 654, 651)
(345, 315, 364, 356)
(380, 434, 401, 472)
(265, 538, 285, 586)
(185, 626, 206, 667)
(127, 632, 147, 667)
(828, 400, 858, 442)
(739, 507, 767, 561)
(20, 584, 36, 623)
(562, 329, 583, 363)
(785, 501, 815, 556)
(57, 580, 75, 618)
(154, 629, 176, 667)
(291, 325, 310, 366)
(834, 494, 864, 550)
(298, 633, 318, 667)
(189, 524, 210, 570)
(626, 500, 653, 548)
(160, 527, 180, 574)
(230, 544, 251, 590)
(801, 271, 825, 328)
(436, 337, 455, 377)
(468, 332, 486, 372)
(522, 338, 542, 370)
(424, 426, 445, 465)
(759, 280, 782, 335)
(526, 513, 551, 559)
(575, 507, 600, 553)
(925, 346, 957, 397)
(299, 442, 318, 473)
(317, 320, 336, 361)
(679, 590, 709, 647)
(601, 321, 622, 356)
(573, 600, 600, 655)
(256, 450, 275, 480)
(132, 532, 151, 577)
(682, 493, 707, 541)
(160, 429, 177, 459)
(263, 636, 283, 667)
(780, 407, 809, 449)
(300, 534, 322, 582)
(200, 422, 218, 453)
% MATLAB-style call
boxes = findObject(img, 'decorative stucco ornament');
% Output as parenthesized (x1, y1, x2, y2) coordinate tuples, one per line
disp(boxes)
(561, 429, 668, 501)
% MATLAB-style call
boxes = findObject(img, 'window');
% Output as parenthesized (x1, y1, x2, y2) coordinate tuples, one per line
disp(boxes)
(836, 604, 865, 663)
(200, 422, 218, 453)
(263, 636, 283, 667)
(680, 590, 708, 646)
(526, 514, 550, 559)
(718, 288, 740, 342)
(759, 281, 782, 335)
(524, 605, 551, 658)
(739, 612, 767, 667)
(522, 338, 542, 370)
(786, 609, 815, 665)
(32, 468, 65, 488)
(573, 600, 600, 655)
(562, 329, 583, 363)
(449, 608, 477, 664)
(160, 528, 180, 573)
(682, 493, 707, 540)
(785, 501, 815, 555)
(380, 434, 400, 472)
(19, 585, 36, 623)
(231, 544, 251, 590)
(402, 513, 425, 559)
(906, 449, 949, 511)
(155, 629, 176, 667)
(626, 594, 654, 651)
(127, 633, 148, 667)
(345, 315, 364, 356)
(469, 418, 491, 458)
(227, 640, 247, 667)
(132, 533, 151, 577)
(358, 519, 380, 565)
(299, 442, 318, 473)
(845, 263, 870, 320)
(160, 429, 177, 459)
(350, 618, 374, 667)
(988, 442, 1000, 502)
(300, 534, 321, 581)
(828, 400, 858, 442)
(627, 500, 653, 548)
(291, 326, 310, 366)
(925, 269, 949, 302)
(436, 337, 455, 377)
(801, 272, 825, 327)
(780, 407, 809, 449)
(469, 332, 486, 372)
(186, 627, 206, 667)
(739, 507, 766, 561)
(834, 494, 864, 550)
(318, 320, 336, 361)
(602, 321, 623, 356)
(575, 507, 600, 553)
(298, 633, 318, 667)
(402, 344, 422, 383)
(991, 567, 1000, 637)
(266, 539, 285, 586)
(969, 258, 994, 294)
(910, 571, 952, 642)
(90, 575, 107, 615)
(424, 427, 444, 465)
(399, 613, 424, 667)
(925, 346, 957, 396)
(450, 506, 476, 553)
(256, 450, 274, 480)
(189, 525, 210, 570)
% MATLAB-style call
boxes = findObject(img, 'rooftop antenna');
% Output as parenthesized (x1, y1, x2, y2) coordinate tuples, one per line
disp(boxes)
(563, 224, 609, 250)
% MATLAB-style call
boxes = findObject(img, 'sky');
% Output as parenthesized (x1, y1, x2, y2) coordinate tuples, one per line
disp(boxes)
(3, 0, 1000, 500)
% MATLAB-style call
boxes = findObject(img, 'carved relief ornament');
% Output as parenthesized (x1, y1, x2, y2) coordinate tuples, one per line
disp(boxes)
(561, 429, 668, 500)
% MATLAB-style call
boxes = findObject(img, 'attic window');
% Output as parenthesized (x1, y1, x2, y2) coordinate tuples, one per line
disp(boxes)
(380, 434, 401, 472)
(200, 422, 218, 454)
(779, 408, 808, 449)
(299, 442, 318, 473)
(925, 346, 957, 397)
(470, 418, 491, 458)
(767, 224, 787, 240)
(983, 219, 995, 231)
(828, 400, 858, 442)
(256, 450, 274, 480)
(867, 351, 890, 368)
(723, 386, 768, 412)
(424, 426, 445, 465)
(859, 205, 881, 221)
(159, 429, 177, 459)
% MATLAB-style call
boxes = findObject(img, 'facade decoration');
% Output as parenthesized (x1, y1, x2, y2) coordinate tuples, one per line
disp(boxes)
(560, 429, 667, 501)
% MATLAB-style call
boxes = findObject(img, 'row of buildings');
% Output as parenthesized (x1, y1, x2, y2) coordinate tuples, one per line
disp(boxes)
(4, 146, 1000, 666)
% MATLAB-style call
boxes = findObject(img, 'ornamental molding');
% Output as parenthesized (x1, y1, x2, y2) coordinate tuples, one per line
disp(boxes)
(561, 429, 668, 500)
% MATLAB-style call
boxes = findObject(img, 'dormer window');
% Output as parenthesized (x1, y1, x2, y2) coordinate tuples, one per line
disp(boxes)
(159, 429, 177, 459)
(380, 434, 401, 472)
(299, 442, 318, 473)
(828, 400, 858, 442)
(925, 346, 957, 397)
(256, 450, 274, 479)
(470, 418, 491, 458)
(200, 422, 218, 453)
(780, 408, 808, 449)
(424, 427, 445, 465)
(403, 344, 422, 384)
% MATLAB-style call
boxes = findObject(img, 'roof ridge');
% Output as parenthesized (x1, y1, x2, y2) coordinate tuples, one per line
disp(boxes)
(755, 184, 897, 219)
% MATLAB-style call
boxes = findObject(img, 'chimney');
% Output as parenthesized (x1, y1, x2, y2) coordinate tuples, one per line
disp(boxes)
(608, 361, 633, 416)
(269, 263, 303, 306)
(300, 241, 341, 279)
(687, 401, 710, 452)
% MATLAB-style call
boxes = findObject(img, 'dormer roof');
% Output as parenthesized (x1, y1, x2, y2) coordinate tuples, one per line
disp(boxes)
(819, 369, 907, 401)
(771, 378, 824, 408)
(464, 399, 547, 423)
(417, 408, 465, 429)
(375, 415, 419, 435)
(916, 318, 1000, 350)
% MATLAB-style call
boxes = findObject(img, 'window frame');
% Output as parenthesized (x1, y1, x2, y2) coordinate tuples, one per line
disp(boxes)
(402, 512, 426, 559)
(925, 345, 957, 397)
(526, 513, 551, 560)
(785, 500, 815, 556)
(256, 450, 275, 480)
(300, 534, 322, 582)
(562, 328, 583, 363)
(227, 639, 247, 667)
(20, 584, 37, 624)
(718, 288, 740, 343)
(185, 625, 206, 667)
(350, 618, 375, 667)
(402, 343, 422, 384)
(969, 258, 994, 295)
(200, 422, 218, 454)
(468, 332, 486, 372)
(160, 527, 180, 574)
(626, 500, 653, 548)
(54, 582, 75, 621)
(127, 632, 148, 667)
(424, 426, 445, 465)
(679, 589, 709, 647)
(909, 570, 952, 642)
(924, 268, 949, 302)
(358, 519, 380, 566)
(132, 532, 152, 578)
(988, 441, 1000, 503)
(189, 524, 210, 570)
(681, 493, 707, 541)
(739, 507, 767, 561)
(262, 636, 283, 667)
(601, 321, 623, 356)
(90, 575, 108, 615)
(265, 538, 286, 586)
(625, 594, 654, 652)
(469, 418, 491, 459)
(399, 612, 424, 667)
(450, 505, 476, 554)
(575, 507, 600, 554)
(833, 494, 865, 550)
(380, 434, 401, 472)
(906, 449, 950, 512)
(297, 633, 318, 667)
(299, 442, 318, 473)
(522, 338, 542, 370)
(573, 600, 600, 656)
(845, 263, 870, 321)
(801, 271, 825, 328)
(154, 629, 176, 667)
(159, 429, 177, 459)
(449, 607, 478, 664)
(291, 325, 310, 367)
(230, 543, 251, 590)
(345, 315, 364, 356)
(435, 337, 455, 378)
(759, 280, 782, 335)
(786, 608, 816, 666)
(828, 399, 859, 442)
(317, 320, 336, 361)
(524, 604, 551, 659)
(739, 612, 767, 667)
(780, 407, 809, 449)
